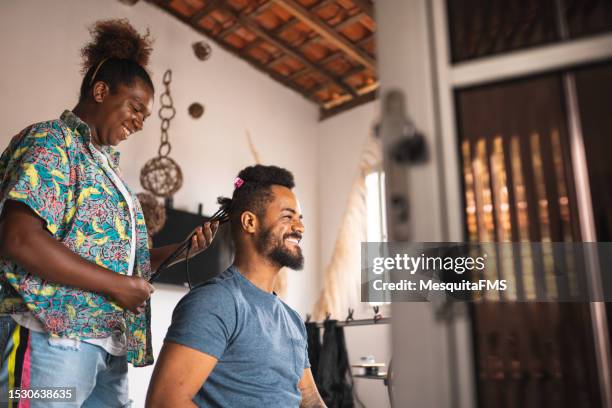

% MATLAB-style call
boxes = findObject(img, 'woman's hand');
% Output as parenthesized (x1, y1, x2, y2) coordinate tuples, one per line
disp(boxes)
(149, 221, 220, 272)
(110, 275, 155, 314)
(187, 221, 219, 257)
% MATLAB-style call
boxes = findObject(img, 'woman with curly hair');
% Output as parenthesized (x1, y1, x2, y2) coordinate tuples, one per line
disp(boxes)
(0, 19, 217, 407)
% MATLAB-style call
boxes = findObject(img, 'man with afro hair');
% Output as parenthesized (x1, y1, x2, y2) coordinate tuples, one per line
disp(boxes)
(146, 165, 326, 407)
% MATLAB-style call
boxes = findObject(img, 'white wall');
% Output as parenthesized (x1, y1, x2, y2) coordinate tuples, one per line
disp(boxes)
(317, 101, 393, 408)
(0, 0, 320, 405)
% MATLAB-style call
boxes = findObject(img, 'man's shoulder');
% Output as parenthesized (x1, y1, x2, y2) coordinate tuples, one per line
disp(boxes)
(180, 268, 241, 305)
(193, 267, 240, 292)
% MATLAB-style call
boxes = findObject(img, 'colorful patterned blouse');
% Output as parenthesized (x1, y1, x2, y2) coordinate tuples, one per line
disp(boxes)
(0, 110, 153, 367)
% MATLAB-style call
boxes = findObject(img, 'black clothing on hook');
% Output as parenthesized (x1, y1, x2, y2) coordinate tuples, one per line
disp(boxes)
(317, 319, 354, 408)
(306, 321, 322, 387)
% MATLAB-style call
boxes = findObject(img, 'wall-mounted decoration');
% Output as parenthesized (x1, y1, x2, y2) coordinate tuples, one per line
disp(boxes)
(192, 41, 212, 61)
(188, 102, 205, 119)
(140, 69, 184, 198)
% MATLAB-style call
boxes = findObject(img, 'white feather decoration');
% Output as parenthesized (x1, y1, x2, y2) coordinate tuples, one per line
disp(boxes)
(313, 133, 382, 319)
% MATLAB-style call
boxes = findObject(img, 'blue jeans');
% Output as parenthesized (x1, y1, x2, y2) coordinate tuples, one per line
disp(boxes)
(0, 316, 14, 366)
(0, 323, 131, 407)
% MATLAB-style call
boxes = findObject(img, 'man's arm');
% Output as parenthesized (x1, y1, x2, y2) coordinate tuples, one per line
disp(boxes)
(146, 341, 218, 408)
(299, 368, 327, 408)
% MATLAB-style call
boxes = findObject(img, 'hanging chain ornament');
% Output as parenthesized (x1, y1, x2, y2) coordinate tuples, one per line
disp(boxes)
(140, 69, 184, 198)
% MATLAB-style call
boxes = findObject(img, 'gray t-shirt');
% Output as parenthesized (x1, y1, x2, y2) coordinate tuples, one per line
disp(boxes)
(165, 266, 310, 408)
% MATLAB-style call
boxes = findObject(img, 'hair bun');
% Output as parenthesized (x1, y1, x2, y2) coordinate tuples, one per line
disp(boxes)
(80, 19, 153, 73)
(236, 165, 295, 189)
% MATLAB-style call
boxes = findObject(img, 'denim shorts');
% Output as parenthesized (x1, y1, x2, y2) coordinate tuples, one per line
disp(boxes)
(0, 321, 131, 408)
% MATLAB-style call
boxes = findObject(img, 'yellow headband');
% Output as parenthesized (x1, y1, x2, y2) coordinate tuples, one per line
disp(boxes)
(89, 57, 109, 86)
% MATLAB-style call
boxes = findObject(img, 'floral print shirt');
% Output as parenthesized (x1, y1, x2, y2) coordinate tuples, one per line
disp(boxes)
(0, 110, 153, 366)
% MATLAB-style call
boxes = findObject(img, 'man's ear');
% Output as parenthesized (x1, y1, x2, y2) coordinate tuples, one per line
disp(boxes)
(92, 81, 109, 103)
(240, 211, 258, 234)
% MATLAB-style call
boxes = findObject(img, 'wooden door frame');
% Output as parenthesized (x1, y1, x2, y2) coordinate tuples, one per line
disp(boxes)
(429, 0, 612, 406)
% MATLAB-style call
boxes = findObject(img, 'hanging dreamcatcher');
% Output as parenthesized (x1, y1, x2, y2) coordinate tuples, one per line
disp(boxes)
(137, 69, 229, 285)
(140, 69, 183, 198)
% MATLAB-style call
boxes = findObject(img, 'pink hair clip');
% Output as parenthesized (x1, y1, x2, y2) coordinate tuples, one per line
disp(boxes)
(234, 177, 245, 189)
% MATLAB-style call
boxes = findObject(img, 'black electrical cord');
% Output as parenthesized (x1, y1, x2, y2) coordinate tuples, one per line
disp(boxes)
(185, 238, 193, 290)
(149, 207, 229, 284)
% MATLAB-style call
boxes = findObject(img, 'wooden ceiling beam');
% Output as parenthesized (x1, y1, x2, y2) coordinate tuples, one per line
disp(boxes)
(340, 67, 378, 95)
(267, 53, 291, 67)
(289, 67, 309, 81)
(308, 81, 331, 97)
(272, 0, 375, 70)
(189, 0, 220, 25)
(341, 65, 366, 80)
(318, 51, 342, 66)
(333, 12, 366, 31)
(349, 0, 374, 19)
(311, 78, 373, 102)
(246, 57, 321, 105)
(308, 80, 350, 99)
(298, 35, 323, 49)
(250, 1, 274, 17)
(215, 1, 356, 97)
(321, 93, 353, 109)
(357, 33, 375, 54)
(146, 0, 372, 109)
(319, 90, 377, 120)
(218, 22, 241, 39)
(271, 0, 338, 36)
(357, 80, 379, 95)
(312, 0, 336, 12)
(243, 38, 264, 53)
(272, 18, 300, 36)
(145, 0, 322, 105)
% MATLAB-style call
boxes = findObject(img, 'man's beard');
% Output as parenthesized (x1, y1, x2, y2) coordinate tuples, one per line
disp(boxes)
(255, 226, 304, 270)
